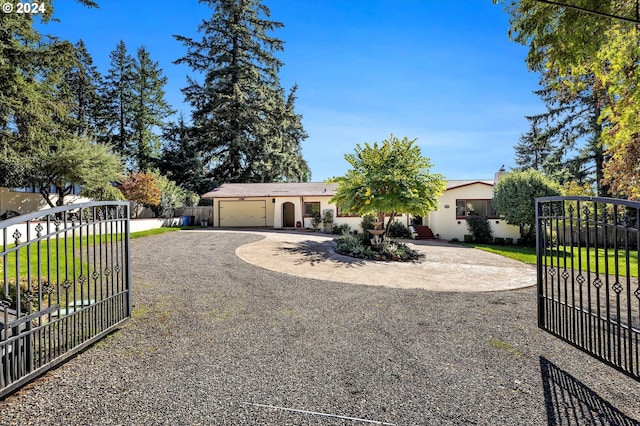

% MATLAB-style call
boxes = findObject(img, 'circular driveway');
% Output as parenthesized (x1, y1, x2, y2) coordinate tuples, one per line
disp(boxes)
(233, 230, 536, 292)
(3, 230, 640, 425)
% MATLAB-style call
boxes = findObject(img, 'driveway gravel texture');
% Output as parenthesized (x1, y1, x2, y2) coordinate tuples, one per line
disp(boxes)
(1, 231, 639, 425)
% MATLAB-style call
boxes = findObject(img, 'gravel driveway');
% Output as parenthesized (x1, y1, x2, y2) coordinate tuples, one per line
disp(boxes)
(1, 231, 639, 425)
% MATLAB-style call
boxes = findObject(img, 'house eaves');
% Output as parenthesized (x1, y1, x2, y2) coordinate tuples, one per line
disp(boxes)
(202, 182, 338, 199)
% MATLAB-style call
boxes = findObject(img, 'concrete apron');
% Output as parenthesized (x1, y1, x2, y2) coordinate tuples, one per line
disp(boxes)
(223, 230, 536, 292)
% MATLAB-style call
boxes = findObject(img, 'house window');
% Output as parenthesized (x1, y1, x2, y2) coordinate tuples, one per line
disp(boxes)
(303, 202, 320, 217)
(336, 206, 359, 217)
(456, 199, 497, 219)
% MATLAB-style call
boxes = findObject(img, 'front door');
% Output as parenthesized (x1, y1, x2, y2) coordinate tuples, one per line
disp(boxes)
(282, 202, 295, 227)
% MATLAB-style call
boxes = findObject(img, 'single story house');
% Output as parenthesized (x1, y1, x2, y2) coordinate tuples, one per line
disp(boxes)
(201, 182, 392, 231)
(426, 179, 520, 241)
(201, 171, 521, 241)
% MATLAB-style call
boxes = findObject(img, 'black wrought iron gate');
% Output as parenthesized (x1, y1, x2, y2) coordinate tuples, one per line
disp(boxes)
(0, 202, 131, 398)
(536, 196, 640, 381)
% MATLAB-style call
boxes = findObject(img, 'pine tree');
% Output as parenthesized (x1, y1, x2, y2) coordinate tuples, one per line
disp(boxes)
(174, 0, 309, 183)
(158, 114, 216, 196)
(57, 40, 103, 138)
(253, 84, 310, 182)
(131, 46, 174, 171)
(514, 117, 551, 172)
(99, 40, 135, 165)
(514, 72, 608, 194)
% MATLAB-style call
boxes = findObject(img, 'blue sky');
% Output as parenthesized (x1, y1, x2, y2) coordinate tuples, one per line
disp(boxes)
(43, 0, 544, 182)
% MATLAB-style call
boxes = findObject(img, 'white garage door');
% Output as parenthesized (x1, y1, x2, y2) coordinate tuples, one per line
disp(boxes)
(219, 200, 266, 227)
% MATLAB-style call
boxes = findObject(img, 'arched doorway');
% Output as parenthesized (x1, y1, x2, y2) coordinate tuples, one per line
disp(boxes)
(282, 202, 295, 227)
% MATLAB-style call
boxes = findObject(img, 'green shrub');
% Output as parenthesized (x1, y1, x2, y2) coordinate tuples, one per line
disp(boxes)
(335, 233, 424, 262)
(332, 223, 351, 235)
(464, 234, 473, 243)
(466, 215, 493, 243)
(494, 237, 506, 245)
(388, 221, 413, 238)
(505, 238, 514, 245)
(311, 213, 322, 230)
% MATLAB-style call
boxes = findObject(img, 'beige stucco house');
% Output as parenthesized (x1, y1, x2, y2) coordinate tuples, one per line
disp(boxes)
(201, 175, 521, 241)
(423, 179, 520, 241)
(202, 182, 371, 230)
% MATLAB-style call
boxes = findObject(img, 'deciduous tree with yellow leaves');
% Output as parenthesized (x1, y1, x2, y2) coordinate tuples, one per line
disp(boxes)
(329, 134, 445, 236)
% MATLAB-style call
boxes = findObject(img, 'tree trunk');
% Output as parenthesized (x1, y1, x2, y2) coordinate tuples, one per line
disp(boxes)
(39, 187, 55, 209)
(384, 211, 397, 236)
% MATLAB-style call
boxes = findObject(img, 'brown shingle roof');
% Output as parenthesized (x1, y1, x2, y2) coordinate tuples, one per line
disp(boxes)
(202, 182, 338, 198)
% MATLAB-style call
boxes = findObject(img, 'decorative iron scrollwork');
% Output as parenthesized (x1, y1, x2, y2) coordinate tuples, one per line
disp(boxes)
(12, 229, 21, 244)
(41, 281, 54, 296)
(0, 296, 12, 308)
(593, 278, 603, 289)
(612, 282, 623, 294)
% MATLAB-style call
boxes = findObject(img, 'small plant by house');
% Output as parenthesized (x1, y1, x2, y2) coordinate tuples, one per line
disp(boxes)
(466, 215, 493, 243)
(332, 223, 351, 235)
(322, 210, 334, 233)
(388, 220, 413, 238)
(311, 213, 322, 230)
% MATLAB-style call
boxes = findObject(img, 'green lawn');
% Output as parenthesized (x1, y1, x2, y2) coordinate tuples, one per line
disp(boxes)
(2, 226, 181, 281)
(467, 243, 639, 278)
(1, 226, 182, 312)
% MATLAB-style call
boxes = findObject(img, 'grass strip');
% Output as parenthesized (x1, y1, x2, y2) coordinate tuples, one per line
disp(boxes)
(466, 243, 638, 278)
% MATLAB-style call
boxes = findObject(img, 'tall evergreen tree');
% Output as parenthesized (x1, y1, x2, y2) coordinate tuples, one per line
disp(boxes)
(99, 40, 135, 165)
(131, 46, 175, 171)
(174, 0, 309, 183)
(253, 84, 310, 182)
(513, 71, 608, 194)
(57, 40, 103, 138)
(158, 114, 216, 195)
(514, 117, 551, 172)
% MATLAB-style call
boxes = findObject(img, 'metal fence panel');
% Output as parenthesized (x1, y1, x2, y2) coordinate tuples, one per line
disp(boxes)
(0, 202, 131, 398)
(536, 196, 640, 381)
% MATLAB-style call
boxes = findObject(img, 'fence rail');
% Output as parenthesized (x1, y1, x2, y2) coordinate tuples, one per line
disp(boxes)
(536, 196, 640, 381)
(0, 201, 131, 398)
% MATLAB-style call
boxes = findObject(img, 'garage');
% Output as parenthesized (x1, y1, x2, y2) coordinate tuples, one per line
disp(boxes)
(218, 200, 266, 227)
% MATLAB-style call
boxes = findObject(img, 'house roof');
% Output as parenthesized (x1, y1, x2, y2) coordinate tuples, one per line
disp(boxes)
(445, 180, 494, 190)
(202, 182, 338, 198)
(202, 179, 496, 198)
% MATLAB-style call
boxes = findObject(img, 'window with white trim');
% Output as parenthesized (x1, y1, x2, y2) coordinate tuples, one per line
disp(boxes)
(455, 199, 497, 219)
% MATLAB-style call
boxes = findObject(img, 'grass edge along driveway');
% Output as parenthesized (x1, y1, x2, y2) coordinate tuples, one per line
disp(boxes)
(467, 243, 638, 278)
